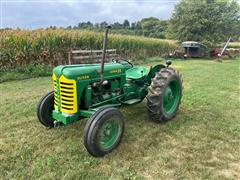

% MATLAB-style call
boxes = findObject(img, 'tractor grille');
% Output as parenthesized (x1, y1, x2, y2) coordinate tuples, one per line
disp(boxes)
(53, 77, 58, 109)
(52, 74, 77, 114)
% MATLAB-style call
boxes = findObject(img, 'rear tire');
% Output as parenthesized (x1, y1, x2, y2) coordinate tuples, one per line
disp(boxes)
(146, 67, 183, 122)
(37, 91, 55, 128)
(83, 108, 125, 157)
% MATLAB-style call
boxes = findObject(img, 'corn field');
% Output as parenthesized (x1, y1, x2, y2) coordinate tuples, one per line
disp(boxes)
(0, 29, 177, 69)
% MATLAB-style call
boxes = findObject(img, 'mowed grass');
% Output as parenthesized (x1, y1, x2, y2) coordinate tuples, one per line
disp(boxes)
(0, 59, 240, 179)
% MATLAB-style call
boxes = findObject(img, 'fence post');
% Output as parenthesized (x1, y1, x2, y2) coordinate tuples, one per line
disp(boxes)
(68, 49, 72, 65)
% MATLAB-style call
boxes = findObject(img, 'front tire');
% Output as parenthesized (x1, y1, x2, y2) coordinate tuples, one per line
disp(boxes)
(37, 91, 55, 128)
(147, 67, 183, 122)
(83, 108, 125, 157)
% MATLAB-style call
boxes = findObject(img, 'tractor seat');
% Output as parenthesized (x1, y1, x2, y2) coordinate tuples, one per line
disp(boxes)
(126, 67, 148, 79)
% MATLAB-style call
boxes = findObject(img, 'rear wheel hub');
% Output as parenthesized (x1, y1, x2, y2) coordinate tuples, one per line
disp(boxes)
(163, 80, 181, 115)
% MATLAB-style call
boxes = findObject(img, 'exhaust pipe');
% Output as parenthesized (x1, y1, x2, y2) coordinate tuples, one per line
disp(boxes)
(98, 25, 111, 85)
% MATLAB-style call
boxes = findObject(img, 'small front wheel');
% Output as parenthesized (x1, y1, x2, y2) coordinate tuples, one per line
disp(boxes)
(37, 91, 55, 128)
(83, 108, 125, 157)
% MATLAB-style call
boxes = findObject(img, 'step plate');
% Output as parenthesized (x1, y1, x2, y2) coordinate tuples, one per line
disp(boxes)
(123, 99, 142, 105)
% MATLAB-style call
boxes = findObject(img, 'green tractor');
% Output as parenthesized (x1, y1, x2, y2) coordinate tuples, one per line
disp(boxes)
(37, 26, 183, 157)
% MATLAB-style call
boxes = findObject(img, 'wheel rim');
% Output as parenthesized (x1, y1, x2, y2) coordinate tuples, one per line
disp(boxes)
(163, 80, 181, 115)
(98, 117, 120, 149)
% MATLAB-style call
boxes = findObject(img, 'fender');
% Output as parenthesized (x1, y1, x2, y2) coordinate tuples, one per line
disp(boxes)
(146, 64, 166, 84)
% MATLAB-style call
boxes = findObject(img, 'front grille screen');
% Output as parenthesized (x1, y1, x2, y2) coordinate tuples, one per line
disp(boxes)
(52, 74, 77, 114)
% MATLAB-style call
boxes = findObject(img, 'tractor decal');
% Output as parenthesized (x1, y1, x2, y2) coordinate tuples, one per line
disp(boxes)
(77, 75, 90, 80)
(109, 69, 122, 74)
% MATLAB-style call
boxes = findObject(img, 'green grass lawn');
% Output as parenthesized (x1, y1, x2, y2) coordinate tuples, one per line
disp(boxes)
(0, 59, 240, 179)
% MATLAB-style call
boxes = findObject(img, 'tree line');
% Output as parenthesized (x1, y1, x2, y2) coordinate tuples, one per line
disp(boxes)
(4, 0, 240, 46)
(60, 17, 169, 39)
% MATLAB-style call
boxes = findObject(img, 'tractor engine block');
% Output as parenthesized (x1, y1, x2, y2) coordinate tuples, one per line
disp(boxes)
(86, 78, 122, 107)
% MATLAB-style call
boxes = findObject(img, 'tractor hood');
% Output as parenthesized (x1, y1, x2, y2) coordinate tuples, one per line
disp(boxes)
(53, 63, 126, 80)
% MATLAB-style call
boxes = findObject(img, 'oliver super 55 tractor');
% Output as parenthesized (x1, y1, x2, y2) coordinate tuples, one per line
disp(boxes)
(37, 26, 183, 157)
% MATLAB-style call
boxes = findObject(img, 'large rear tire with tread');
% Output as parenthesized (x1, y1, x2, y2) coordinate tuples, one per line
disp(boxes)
(146, 67, 183, 123)
(83, 107, 125, 157)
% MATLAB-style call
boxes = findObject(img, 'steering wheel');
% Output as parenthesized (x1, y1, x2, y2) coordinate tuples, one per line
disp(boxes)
(112, 59, 133, 68)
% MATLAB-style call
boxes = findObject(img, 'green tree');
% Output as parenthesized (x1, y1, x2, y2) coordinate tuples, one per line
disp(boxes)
(131, 22, 136, 29)
(112, 22, 123, 29)
(169, 0, 240, 46)
(135, 22, 142, 30)
(100, 21, 108, 28)
(123, 19, 130, 28)
(140, 17, 160, 30)
(77, 21, 93, 29)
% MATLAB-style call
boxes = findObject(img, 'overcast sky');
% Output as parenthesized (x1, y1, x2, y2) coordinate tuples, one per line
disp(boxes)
(1, 0, 179, 29)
